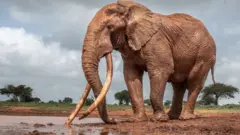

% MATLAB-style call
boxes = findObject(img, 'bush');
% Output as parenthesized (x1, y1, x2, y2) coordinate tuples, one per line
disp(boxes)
(85, 96, 94, 106)
(221, 104, 240, 109)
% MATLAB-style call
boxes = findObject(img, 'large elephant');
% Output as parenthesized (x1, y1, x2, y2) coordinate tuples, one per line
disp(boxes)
(66, 0, 216, 125)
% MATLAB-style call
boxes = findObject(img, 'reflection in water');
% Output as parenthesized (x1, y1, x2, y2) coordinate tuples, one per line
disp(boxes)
(67, 124, 115, 135)
(0, 115, 103, 126)
(100, 132, 110, 135)
(0, 115, 143, 135)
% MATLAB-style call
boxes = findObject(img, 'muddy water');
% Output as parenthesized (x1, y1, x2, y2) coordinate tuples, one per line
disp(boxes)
(0, 115, 121, 135)
(1, 114, 240, 135)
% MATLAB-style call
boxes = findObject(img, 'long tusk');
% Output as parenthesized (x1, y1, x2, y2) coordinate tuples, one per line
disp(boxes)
(65, 83, 91, 125)
(79, 53, 113, 120)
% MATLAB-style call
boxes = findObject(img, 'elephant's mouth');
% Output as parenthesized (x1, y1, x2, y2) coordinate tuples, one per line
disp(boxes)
(65, 53, 113, 125)
(111, 30, 127, 50)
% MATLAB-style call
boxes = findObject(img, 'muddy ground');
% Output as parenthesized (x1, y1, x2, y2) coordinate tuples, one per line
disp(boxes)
(84, 113, 240, 135)
(0, 106, 240, 135)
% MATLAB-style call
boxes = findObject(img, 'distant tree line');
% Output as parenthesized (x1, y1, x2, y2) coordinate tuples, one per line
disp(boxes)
(0, 82, 239, 106)
(115, 82, 239, 107)
(0, 84, 74, 104)
(48, 97, 73, 104)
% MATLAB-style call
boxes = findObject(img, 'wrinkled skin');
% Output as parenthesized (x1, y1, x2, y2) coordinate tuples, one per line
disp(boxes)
(81, 1, 216, 123)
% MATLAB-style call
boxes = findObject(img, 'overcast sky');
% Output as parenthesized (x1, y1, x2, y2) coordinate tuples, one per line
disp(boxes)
(0, 0, 239, 105)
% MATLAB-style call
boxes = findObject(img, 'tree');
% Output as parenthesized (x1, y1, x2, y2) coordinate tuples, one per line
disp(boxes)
(197, 95, 215, 105)
(18, 85, 33, 102)
(114, 90, 130, 105)
(58, 100, 62, 103)
(63, 97, 73, 104)
(31, 97, 41, 103)
(0, 84, 34, 102)
(144, 99, 151, 105)
(6, 98, 18, 102)
(48, 100, 57, 104)
(164, 100, 171, 107)
(115, 92, 123, 105)
(199, 83, 239, 105)
(85, 96, 94, 106)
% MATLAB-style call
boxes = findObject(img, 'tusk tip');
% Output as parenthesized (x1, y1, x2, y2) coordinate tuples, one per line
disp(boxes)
(64, 122, 72, 129)
(79, 112, 88, 120)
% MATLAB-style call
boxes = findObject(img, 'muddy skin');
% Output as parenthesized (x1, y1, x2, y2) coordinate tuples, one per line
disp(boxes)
(179, 111, 198, 120)
(150, 112, 169, 122)
(167, 82, 186, 120)
(124, 112, 148, 123)
(78, 1, 217, 123)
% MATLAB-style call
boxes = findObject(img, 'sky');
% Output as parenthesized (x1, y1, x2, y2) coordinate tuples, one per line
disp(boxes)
(0, 0, 239, 105)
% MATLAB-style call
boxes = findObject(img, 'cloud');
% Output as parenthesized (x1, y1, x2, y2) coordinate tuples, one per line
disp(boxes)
(0, 27, 83, 101)
(224, 25, 240, 35)
(0, 27, 125, 103)
(5, 0, 99, 49)
(0, 27, 81, 78)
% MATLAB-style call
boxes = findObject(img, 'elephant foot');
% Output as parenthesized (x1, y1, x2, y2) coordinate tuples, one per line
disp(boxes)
(179, 111, 196, 120)
(167, 110, 180, 120)
(103, 117, 118, 124)
(125, 112, 148, 123)
(150, 112, 169, 122)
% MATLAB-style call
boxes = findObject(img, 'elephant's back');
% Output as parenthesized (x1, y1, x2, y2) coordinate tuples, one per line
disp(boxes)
(167, 13, 202, 24)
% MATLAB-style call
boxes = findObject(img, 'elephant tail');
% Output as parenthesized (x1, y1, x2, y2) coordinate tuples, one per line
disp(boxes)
(211, 63, 216, 86)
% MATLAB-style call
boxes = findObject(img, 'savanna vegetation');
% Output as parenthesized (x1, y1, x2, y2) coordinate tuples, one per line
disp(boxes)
(197, 83, 239, 105)
(0, 83, 239, 115)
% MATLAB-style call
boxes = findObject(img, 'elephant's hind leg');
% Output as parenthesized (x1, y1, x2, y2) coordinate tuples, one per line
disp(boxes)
(180, 62, 210, 120)
(123, 62, 148, 122)
(168, 82, 186, 119)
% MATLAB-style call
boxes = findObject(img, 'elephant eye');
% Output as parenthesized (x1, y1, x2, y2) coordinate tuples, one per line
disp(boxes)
(108, 25, 114, 30)
(105, 8, 117, 16)
(119, 12, 124, 16)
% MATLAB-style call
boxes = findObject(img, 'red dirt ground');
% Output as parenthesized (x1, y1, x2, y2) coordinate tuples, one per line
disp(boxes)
(76, 113, 240, 135)
(1, 106, 240, 135)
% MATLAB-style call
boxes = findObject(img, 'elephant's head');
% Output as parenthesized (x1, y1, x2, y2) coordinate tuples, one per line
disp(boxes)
(67, 0, 160, 125)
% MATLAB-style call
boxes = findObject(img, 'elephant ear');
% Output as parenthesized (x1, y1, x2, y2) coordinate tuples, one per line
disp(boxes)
(119, 2, 159, 51)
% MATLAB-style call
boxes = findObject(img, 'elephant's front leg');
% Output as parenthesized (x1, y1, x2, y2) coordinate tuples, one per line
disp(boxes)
(123, 62, 148, 122)
(148, 69, 171, 122)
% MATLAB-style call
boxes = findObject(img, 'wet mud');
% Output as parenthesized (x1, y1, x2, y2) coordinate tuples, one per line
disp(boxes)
(0, 113, 240, 135)
(84, 113, 240, 135)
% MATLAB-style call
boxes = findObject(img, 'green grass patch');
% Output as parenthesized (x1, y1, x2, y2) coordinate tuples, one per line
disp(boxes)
(0, 101, 133, 112)
(0, 101, 239, 113)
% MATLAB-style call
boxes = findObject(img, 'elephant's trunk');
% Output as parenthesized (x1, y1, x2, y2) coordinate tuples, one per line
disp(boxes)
(80, 25, 114, 123)
(82, 40, 102, 92)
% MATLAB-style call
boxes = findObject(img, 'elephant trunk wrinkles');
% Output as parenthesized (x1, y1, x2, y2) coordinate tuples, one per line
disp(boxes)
(81, 28, 109, 123)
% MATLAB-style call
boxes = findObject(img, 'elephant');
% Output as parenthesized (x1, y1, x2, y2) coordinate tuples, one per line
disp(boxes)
(66, 0, 216, 125)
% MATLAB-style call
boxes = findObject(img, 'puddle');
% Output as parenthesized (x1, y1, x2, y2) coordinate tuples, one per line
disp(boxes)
(0, 115, 128, 135)
(1, 114, 239, 135)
